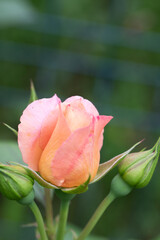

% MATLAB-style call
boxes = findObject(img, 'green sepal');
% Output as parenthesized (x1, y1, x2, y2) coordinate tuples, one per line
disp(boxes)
(136, 137, 160, 188)
(3, 123, 18, 137)
(62, 175, 91, 194)
(13, 163, 59, 189)
(91, 140, 142, 184)
(29, 80, 38, 103)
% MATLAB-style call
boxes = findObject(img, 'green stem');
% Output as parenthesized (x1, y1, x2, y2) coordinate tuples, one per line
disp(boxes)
(45, 189, 55, 240)
(77, 192, 115, 240)
(29, 201, 48, 240)
(55, 199, 70, 240)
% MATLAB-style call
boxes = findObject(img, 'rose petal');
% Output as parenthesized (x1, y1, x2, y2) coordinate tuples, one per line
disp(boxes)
(39, 109, 59, 150)
(64, 96, 99, 116)
(91, 115, 113, 179)
(50, 124, 92, 187)
(63, 102, 92, 132)
(64, 96, 82, 105)
(82, 99, 99, 116)
(18, 94, 60, 170)
(95, 115, 113, 149)
(39, 104, 71, 185)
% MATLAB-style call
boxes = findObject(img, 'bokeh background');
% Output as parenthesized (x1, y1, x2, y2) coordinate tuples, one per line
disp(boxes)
(0, 0, 160, 239)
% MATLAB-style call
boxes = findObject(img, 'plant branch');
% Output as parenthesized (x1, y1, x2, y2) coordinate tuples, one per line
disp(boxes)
(77, 192, 115, 240)
(55, 199, 70, 240)
(29, 201, 48, 240)
(45, 188, 55, 240)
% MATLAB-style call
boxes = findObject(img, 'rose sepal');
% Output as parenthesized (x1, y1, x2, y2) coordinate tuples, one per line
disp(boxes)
(29, 80, 38, 103)
(61, 175, 91, 194)
(91, 140, 142, 184)
(3, 123, 18, 136)
(12, 163, 59, 189)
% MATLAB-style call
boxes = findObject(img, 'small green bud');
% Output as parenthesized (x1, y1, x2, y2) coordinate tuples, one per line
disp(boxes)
(118, 138, 160, 188)
(0, 164, 34, 201)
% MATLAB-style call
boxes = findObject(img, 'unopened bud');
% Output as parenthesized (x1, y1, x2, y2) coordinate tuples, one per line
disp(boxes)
(118, 138, 160, 188)
(0, 165, 34, 202)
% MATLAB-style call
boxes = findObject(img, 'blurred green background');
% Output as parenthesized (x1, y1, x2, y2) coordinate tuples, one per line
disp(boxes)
(0, 0, 160, 239)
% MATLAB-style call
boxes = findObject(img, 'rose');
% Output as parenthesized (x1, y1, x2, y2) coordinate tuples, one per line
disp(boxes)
(18, 95, 113, 188)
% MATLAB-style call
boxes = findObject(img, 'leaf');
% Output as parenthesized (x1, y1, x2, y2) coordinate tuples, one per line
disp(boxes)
(91, 140, 142, 184)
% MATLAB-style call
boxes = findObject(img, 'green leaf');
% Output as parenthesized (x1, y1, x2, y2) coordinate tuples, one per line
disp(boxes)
(91, 140, 142, 184)
(14, 163, 59, 190)
(29, 81, 38, 103)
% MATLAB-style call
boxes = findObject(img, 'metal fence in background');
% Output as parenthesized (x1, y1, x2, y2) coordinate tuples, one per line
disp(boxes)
(0, 13, 160, 133)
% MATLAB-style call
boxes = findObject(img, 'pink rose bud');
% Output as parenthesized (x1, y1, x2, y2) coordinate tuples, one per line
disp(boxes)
(18, 95, 113, 188)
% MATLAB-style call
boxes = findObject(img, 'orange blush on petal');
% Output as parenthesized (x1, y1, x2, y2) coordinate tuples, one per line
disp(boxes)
(39, 104, 71, 185)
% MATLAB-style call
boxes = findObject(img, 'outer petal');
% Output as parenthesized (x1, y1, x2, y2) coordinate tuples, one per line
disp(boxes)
(50, 124, 92, 187)
(91, 115, 113, 180)
(39, 105, 71, 185)
(39, 108, 59, 150)
(96, 115, 113, 150)
(18, 94, 60, 170)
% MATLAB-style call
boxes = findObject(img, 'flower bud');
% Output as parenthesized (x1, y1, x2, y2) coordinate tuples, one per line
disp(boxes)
(118, 138, 160, 188)
(18, 94, 113, 188)
(0, 164, 34, 201)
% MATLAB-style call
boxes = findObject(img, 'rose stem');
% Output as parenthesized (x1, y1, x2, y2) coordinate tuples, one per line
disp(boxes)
(76, 192, 115, 240)
(77, 174, 132, 240)
(55, 198, 70, 240)
(45, 188, 55, 240)
(29, 201, 48, 240)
